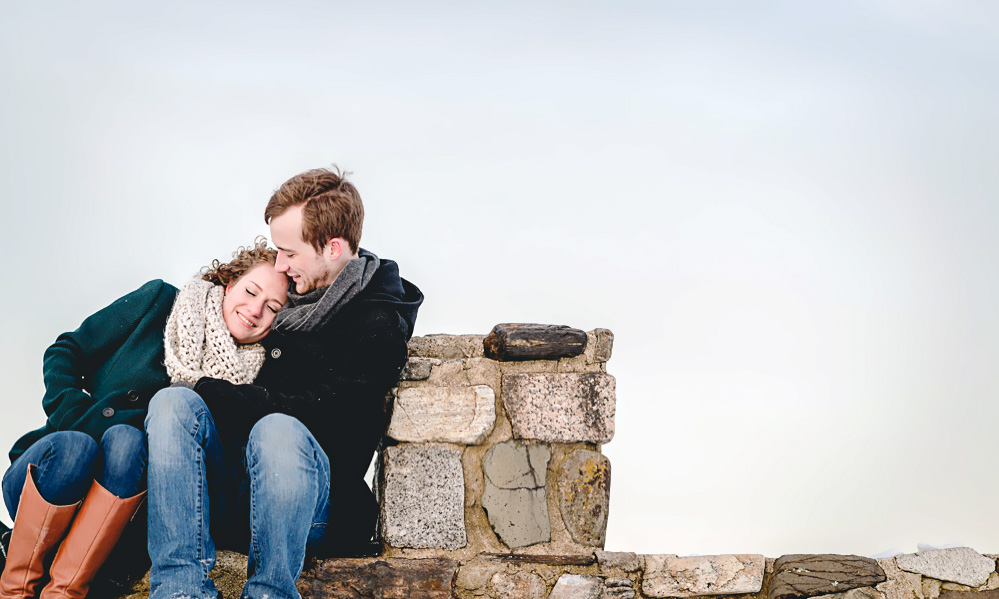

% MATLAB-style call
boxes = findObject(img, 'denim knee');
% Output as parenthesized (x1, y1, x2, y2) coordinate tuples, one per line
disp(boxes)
(145, 386, 209, 435)
(97, 424, 147, 497)
(248, 414, 312, 459)
(247, 415, 324, 499)
(3, 430, 99, 511)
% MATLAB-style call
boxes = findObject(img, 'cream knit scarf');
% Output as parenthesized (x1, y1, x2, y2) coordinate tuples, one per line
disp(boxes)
(164, 279, 266, 385)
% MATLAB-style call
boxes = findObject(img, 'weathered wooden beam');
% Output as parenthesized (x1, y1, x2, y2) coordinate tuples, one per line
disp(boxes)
(483, 323, 587, 361)
(299, 557, 459, 599)
(481, 552, 597, 566)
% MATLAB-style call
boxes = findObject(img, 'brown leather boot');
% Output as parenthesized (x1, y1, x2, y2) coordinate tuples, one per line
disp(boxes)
(39, 481, 145, 599)
(0, 465, 81, 599)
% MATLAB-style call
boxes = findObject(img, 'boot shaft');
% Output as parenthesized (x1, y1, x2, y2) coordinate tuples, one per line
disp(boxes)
(0, 465, 80, 599)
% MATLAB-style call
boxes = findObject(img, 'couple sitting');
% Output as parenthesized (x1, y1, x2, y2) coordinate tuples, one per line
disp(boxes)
(0, 166, 423, 599)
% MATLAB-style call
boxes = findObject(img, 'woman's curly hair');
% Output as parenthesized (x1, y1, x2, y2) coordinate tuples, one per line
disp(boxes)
(200, 236, 279, 287)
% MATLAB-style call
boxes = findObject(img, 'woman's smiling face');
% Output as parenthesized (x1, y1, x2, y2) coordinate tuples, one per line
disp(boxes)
(221, 263, 288, 344)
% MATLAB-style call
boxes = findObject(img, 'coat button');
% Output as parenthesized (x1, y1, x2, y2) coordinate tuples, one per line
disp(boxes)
(271, 348, 282, 359)
(102, 407, 115, 418)
(127, 390, 139, 402)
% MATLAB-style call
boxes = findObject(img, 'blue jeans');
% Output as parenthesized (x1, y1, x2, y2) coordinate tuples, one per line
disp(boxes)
(145, 387, 330, 599)
(2, 424, 147, 517)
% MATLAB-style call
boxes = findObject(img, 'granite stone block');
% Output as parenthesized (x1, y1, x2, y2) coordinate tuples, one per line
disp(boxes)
(502, 373, 615, 443)
(896, 548, 996, 587)
(381, 444, 466, 550)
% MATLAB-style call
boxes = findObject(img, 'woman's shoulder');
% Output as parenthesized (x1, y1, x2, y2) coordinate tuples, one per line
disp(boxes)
(95, 279, 179, 319)
(125, 279, 179, 303)
(138, 278, 178, 294)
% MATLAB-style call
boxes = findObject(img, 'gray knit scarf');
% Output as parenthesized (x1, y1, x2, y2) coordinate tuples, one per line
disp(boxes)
(273, 249, 380, 333)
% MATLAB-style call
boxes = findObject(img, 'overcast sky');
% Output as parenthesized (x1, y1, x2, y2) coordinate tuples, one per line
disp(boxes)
(2, 1, 998, 557)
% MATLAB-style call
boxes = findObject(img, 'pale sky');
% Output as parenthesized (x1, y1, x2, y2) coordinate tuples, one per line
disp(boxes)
(2, 1, 998, 557)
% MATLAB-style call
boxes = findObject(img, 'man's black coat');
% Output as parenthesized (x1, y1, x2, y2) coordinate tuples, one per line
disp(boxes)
(195, 258, 423, 554)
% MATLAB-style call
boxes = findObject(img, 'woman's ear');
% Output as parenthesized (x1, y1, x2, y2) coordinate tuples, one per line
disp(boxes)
(225, 283, 232, 296)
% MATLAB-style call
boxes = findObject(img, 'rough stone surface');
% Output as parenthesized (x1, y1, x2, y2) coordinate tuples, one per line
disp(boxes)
(772, 555, 888, 599)
(558, 450, 611, 546)
(425, 357, 502, 391)
(591, 328, 614, 362)
(813, 589, 887, 599)
(549, 574, 603, 599)
(299, 557, 459, 599)
(488, 571, 547, 599)
(409, 334, 486, 359)
(502, 373, 616, 443)
(399, 357, 439, 381)
(925, 579, 943, 599)
(481, 441, 551, 549)
(604, 577, 637, 599)
(381, 444, 466, 550)
(387, 385, 496, 444)
(596, 551, 642, 572)
(456, 563, 503, 597)
(876, 557, 926, 599)
(939, 591, 999, 599)
(484, 323, 587, 361)
(896, 549, 997, 587)
(643, 554, 765, 598)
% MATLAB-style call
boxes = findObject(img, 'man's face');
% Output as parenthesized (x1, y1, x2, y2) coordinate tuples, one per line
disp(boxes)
(270, 204, 337, 293)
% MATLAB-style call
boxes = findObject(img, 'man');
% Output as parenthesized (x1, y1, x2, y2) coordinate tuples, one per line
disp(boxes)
(144, 167, 423, 599)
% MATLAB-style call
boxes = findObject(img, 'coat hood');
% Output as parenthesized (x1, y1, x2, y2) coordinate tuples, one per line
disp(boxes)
(355, 257, 423, 341)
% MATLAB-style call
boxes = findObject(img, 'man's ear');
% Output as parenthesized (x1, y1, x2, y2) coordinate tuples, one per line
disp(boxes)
(326, 238, 344, 261)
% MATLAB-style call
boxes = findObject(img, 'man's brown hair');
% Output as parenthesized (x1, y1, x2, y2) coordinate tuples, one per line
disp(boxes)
(264, 166, 364, 254)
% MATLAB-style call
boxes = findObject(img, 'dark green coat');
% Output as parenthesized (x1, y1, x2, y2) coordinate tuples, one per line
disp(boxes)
(8, 279, 178, 463)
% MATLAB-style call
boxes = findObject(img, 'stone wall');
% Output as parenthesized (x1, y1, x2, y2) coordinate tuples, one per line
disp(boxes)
(378, 325, 616, 559)
(112, 540, 999, 599)
(105, 325, 999, 599)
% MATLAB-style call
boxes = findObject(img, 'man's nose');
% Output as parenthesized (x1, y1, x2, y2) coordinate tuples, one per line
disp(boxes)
(275, 253, 290, 273)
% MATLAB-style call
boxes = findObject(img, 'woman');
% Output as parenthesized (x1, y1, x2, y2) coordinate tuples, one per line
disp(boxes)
(0, 238, 288, 599)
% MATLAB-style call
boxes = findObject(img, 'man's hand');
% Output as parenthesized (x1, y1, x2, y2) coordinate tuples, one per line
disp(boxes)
(194, 377, 270, 441)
